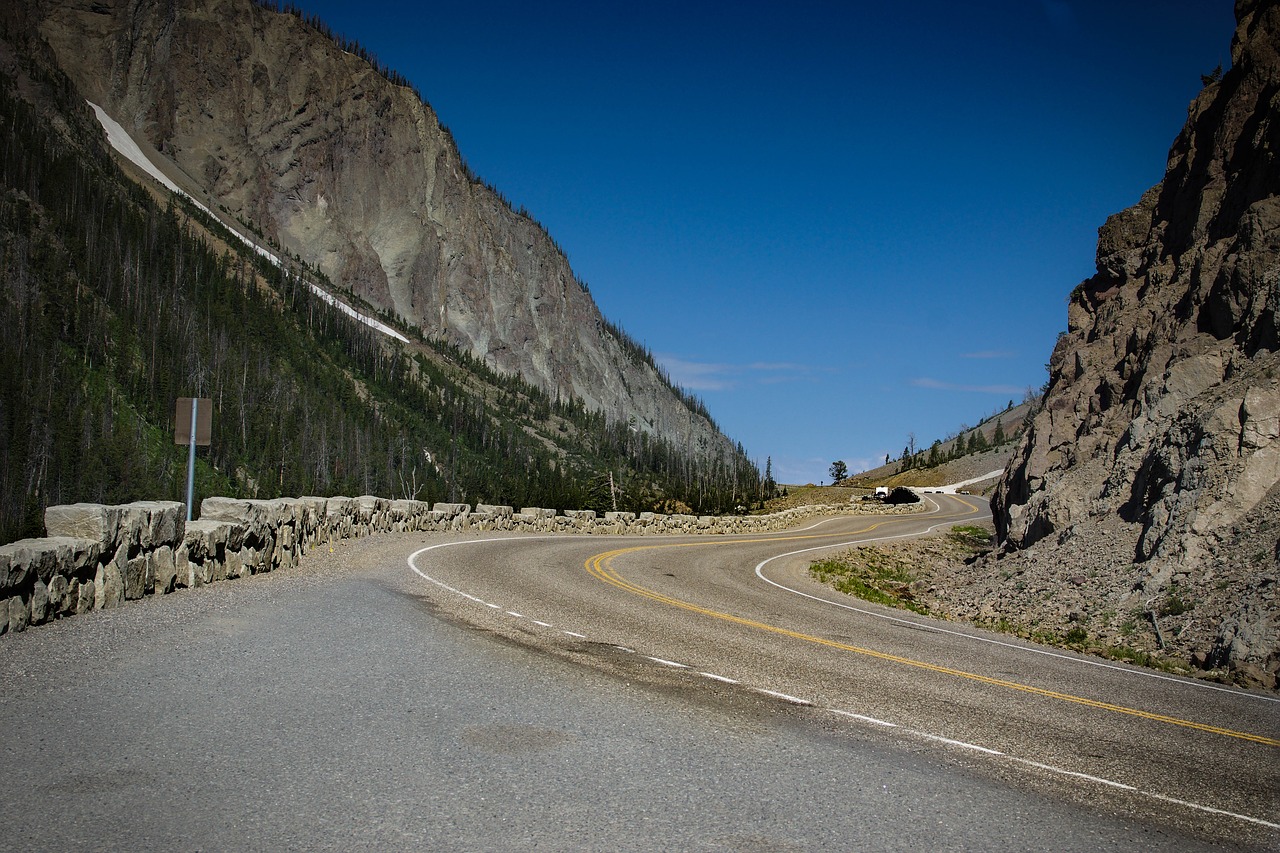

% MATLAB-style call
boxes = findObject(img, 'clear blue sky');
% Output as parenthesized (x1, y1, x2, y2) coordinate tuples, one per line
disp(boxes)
(293, 0, 1235, 484)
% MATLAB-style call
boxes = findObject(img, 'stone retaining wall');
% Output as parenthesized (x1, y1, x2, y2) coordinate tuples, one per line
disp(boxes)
(0, 496, 921, 635)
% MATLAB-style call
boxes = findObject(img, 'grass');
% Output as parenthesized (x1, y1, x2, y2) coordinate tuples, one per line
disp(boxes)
(948, 525, 993, 550)
(810, 548, 929, 615)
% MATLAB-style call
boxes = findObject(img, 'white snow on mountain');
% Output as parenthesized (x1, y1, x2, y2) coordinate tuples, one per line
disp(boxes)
(87, 102, 410, 344)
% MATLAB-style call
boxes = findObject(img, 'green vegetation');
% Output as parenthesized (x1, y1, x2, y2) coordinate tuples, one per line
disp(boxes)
(0, 45, 759, 543)
(810, 548, 929, 614)
(948, 525, 992, 550)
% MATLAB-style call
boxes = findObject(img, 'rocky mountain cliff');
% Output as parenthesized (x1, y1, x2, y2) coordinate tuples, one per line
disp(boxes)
(992, 0, 1279, 686)
(32, 0, 731, 461)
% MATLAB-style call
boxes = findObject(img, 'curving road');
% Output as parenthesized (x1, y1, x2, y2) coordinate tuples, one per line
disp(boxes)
(408, 495, 1280, 842)
(2, 495, 1276, 849)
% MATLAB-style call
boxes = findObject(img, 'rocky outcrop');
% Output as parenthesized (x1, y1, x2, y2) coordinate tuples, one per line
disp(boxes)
(32, 0, 730, 460)
(992, 0, 1279, 685)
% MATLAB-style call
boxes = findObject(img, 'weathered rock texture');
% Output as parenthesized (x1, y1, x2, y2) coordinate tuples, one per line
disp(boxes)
(993, 0, 1279, 686)
(1, 495, 915, 636)
(33, 0, 730, 458)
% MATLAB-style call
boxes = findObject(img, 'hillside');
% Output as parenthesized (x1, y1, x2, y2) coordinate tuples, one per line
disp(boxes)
(847, 399, 1034, 492)
(0, 6, 758, 543)
(30, 0, 736, 467)
(989, 1, 1279, 687)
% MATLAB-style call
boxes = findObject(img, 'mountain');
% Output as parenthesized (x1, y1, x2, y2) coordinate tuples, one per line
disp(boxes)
(0, 1, 758, 543)
(29, 0, 733, 462)
(992, 0, 1279, 686)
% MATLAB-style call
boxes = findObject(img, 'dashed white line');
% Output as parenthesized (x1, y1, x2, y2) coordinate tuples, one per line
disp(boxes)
(919, 734, 1004, 756)
(532, 620, 553, 628)
(756, 688, 812, 706)
(406, 538, 1280, 832)
(830, 709, 897, 728)
(699, 672, 739, 684)
(506, 611, 525, 618)
(826, 707, 1280, 830)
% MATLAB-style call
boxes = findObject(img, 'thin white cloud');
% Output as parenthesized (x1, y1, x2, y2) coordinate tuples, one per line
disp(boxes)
(912, 377, 1024, 395)
(657, 356, 736, 391)
(657, 354, 824, 392)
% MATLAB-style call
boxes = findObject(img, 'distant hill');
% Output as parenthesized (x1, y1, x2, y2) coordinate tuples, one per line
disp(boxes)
(847, 400, 1035, 491)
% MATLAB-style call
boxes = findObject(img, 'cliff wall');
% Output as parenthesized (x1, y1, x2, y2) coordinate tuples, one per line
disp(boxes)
(34, 0, 729, 459)
(992, 0, 1279, 684)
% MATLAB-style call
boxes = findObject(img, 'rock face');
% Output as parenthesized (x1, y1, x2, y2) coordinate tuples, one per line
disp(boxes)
(33, 0, 729, 458)
(993, 0, 1279, 684)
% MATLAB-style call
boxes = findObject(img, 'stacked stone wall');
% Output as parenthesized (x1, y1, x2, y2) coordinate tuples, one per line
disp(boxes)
(0, 496, 920, 635)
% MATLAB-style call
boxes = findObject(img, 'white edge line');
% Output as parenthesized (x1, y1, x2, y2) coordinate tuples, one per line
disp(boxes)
(407, 539, 1279, 831)
(648, 657, 689, 669)
(752, 506, 1280, 704)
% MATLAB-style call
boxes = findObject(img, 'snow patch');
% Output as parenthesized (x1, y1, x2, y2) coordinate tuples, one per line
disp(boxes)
(87, 102, 410, 344)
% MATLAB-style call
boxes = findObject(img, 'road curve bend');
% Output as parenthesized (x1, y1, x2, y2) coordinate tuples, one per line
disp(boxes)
(408, 495, 1280, 842)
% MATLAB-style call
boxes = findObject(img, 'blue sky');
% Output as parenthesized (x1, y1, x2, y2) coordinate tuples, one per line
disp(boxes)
(294, 0, 1235, 484)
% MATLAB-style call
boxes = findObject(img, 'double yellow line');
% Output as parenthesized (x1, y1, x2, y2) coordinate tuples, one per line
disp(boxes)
(585, 535, 1280, 748)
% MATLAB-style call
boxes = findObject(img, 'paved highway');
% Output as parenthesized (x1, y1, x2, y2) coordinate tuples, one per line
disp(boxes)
(1, 495, 1276, 849)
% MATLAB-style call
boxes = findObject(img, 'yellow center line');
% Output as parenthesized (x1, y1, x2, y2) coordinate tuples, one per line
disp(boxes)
(583, 525, 1279, 748)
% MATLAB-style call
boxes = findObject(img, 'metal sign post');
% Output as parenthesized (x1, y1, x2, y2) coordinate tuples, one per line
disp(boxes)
(175, 397, 213, 521)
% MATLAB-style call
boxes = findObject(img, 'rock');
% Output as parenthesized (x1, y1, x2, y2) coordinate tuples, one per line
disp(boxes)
(43, 503, 121, 544)
(990, 2, 1280, 678)
(96, 561, 124, 609)
(75, 580, 95, 614)
(34, 0, 740, 472)
(29, 580, 49, 625)
(153, 546, 177, 594)
(7, 596, 29, 633)
(47, 575, 70, 615)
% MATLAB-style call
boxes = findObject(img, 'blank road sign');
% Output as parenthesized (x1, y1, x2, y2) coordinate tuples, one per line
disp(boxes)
(175, 397, 213, 446)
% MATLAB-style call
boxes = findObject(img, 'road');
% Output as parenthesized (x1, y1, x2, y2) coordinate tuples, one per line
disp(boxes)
(1, 495, 1276, 849)
(408, 495, 1279, 843)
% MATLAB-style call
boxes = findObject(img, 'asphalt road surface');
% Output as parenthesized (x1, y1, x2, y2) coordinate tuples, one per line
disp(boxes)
(2, 495, 1276, 850)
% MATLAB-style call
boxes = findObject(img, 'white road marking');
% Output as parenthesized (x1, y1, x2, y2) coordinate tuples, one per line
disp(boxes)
(563, 631, 587, 639)
(532, 620, 553, 628)
(699, 672, 739, 684)
(648, 657, 689, 669)
(830, 709, 897, 728)
(825, 706, 1280, 830)
(751, 506, 1280, 703)
(756, 689, 812, 706)
(919, 734, 1004, 755)
(406, 537, 1280, 831)
(506, 611, 525, 618)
